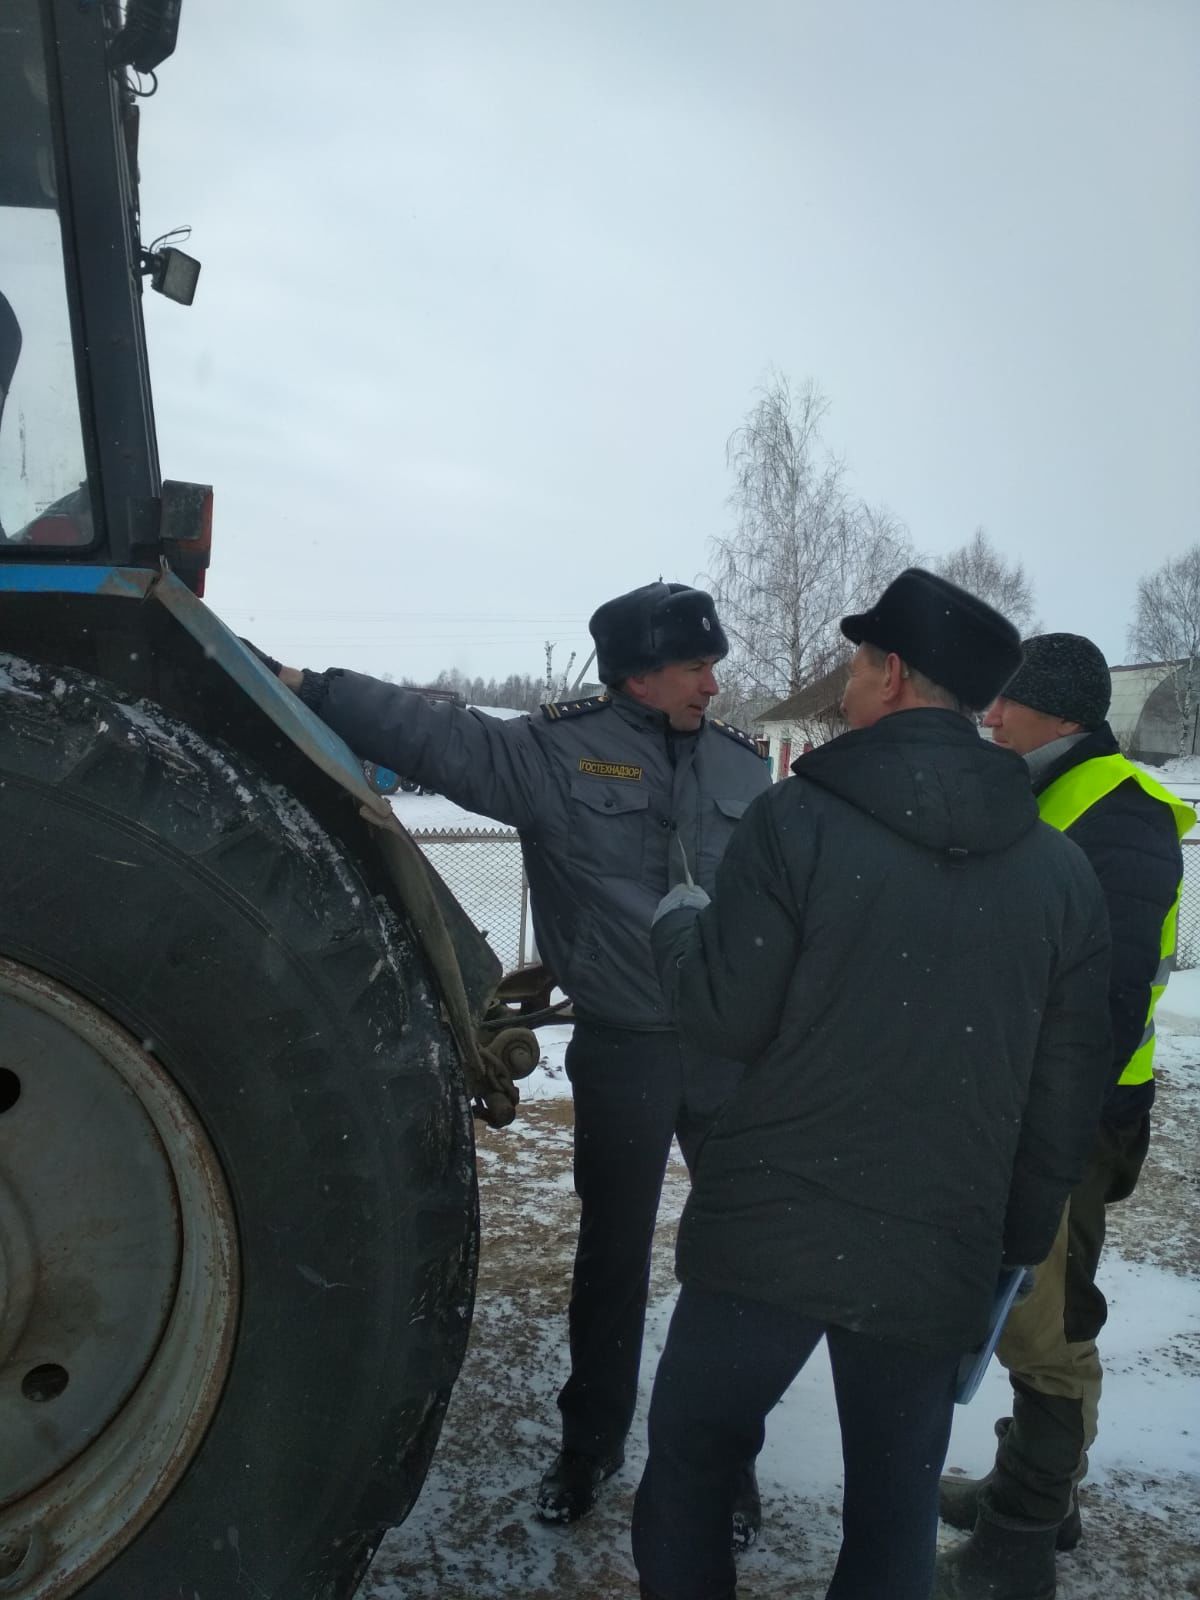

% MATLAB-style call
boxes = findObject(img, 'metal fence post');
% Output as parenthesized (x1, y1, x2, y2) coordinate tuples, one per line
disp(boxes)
(518, 868, 530, 969)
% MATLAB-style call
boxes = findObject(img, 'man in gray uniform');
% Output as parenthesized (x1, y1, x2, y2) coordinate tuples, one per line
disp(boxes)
(265, 581, 772, 1530)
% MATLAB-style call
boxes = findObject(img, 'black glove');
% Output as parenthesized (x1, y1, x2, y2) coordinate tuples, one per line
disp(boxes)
(239, 637, 283, 676)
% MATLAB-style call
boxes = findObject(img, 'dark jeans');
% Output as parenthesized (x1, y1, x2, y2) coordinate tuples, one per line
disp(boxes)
(632, 1285, 959, 1600)
(557, 1020, 742, 1459)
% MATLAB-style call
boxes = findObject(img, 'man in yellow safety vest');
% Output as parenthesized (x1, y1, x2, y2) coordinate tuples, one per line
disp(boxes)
(935, 633, 1192, 1600)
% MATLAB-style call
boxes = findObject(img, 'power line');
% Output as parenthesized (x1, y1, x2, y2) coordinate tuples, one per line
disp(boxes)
(221, 628, 592, 644)
(218, 607, 591, 625)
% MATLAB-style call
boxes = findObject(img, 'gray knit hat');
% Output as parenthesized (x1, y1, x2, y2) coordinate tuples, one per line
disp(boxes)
(1000, 633, 1111, 728)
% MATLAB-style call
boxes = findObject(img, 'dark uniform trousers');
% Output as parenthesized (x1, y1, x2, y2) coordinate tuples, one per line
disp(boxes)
(632, 1285, 960, 1600)
(558, 1019, 743, 1459)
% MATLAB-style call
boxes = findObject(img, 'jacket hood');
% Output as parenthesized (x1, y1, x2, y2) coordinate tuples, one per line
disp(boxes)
(793, 708, 1038, 856)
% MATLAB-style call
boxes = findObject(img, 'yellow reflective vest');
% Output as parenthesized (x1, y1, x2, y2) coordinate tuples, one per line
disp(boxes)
(1037, 754, 1193, 1085)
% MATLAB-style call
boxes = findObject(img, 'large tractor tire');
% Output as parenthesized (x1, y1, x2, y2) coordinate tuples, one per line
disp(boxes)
(0, 656, 478, 1598)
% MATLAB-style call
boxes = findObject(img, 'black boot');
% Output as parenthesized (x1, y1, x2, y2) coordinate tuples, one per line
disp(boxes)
(731, 1460, 762, 1552)
(535, 1446, 624, 1523)
(940, 1417, 1012, 1532)
(932, 1500, 1059, 1600)
(940, 1473, 1081, 1551)
(947, 1401, 1088, 1548)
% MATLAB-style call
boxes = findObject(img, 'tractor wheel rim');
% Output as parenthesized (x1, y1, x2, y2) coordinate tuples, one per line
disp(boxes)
(0, 957, 238, 1597)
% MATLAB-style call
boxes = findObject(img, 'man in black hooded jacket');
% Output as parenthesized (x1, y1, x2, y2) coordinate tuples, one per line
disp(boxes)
(631, 572, 1113, 1600)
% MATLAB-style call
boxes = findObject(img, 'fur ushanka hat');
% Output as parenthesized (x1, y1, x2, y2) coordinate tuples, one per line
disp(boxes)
(840, 568, 1023, 711)
(589, 582, 729, 685)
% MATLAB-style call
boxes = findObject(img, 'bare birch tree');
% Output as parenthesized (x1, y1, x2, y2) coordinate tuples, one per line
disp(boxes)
(705, 376, 913, 722)
(934, 529, 1037, 632)
(1129, 544, 1200, 755)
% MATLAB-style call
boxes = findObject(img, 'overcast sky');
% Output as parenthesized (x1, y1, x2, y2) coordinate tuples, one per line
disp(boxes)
(137, 0, 1199, 689)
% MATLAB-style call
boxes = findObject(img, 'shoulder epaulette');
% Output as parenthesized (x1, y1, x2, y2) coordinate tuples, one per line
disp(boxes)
(541, 692, 612, 722)
(710, 717, 765, 756)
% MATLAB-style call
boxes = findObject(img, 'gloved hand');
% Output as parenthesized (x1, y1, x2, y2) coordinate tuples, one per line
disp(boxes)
(652, 882, 711, 925)
(239, 637, 283, 676)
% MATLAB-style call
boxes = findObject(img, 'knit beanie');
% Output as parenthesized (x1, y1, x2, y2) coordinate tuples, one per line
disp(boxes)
(1000, 633, 1111, 728)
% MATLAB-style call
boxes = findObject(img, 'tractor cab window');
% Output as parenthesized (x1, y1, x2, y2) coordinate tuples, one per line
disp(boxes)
(0, 0, 93, 548)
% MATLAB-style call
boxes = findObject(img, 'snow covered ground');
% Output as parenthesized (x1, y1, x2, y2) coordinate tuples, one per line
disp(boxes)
(390, 786, 530, 970)
(1151, 752, 1200, 793)
(386, 705, 527, 833)
(391, 791, 510, 831)
(1138, 754, 1200, 833)
(363, 1002, 1200, 1599)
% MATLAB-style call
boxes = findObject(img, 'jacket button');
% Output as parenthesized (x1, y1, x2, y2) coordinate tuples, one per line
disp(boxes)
(659, 819, 670, 829)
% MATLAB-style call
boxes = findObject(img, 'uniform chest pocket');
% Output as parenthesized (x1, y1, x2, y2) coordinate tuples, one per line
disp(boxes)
(568, 777, 651, 879)
(714, 796, 749, 824)
(697, 794, 751, 877)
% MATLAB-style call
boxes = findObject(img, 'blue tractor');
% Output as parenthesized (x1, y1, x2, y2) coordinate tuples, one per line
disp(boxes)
(0, 3, 536, 1593)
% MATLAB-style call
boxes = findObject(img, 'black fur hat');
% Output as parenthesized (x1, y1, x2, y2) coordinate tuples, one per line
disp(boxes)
(1000, 633, 1111, 728)
(589, 582, 729, 685)
(840, 568, 1023, 711)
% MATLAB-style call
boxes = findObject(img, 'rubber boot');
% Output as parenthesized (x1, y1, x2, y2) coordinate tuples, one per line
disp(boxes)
(932, 1500, 1058, 1600)
(940, 1475, 1081, 1551)
(731, 1460, 762, 1552)
(940, 1417, 1082, 1551)
(940, 1416, 1012, 1533)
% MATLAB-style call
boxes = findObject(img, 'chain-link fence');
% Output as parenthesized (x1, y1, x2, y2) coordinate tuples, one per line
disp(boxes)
(410, 827, 532, 973)
(409, 826, 1200, 977)
(1177, 838, 1200, 971)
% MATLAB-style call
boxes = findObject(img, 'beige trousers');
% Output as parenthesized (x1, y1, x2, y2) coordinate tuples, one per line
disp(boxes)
(997, 1203, 1102, 1449)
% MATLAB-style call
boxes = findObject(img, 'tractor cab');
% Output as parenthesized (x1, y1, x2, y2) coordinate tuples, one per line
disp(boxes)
(0, 0, 206, 575)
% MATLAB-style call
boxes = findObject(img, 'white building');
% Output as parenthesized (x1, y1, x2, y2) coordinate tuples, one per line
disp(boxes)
(756, 665, 849, 779)
(1109, 662, 1177, 755)
(754, 656, 1200, 776)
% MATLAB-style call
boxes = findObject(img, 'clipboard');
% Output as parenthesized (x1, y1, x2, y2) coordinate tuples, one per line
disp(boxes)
(955, 1266, 1033, 1405)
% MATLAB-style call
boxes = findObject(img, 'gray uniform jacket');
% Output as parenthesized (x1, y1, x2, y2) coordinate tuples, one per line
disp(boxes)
(309, 671, 772, 1029)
